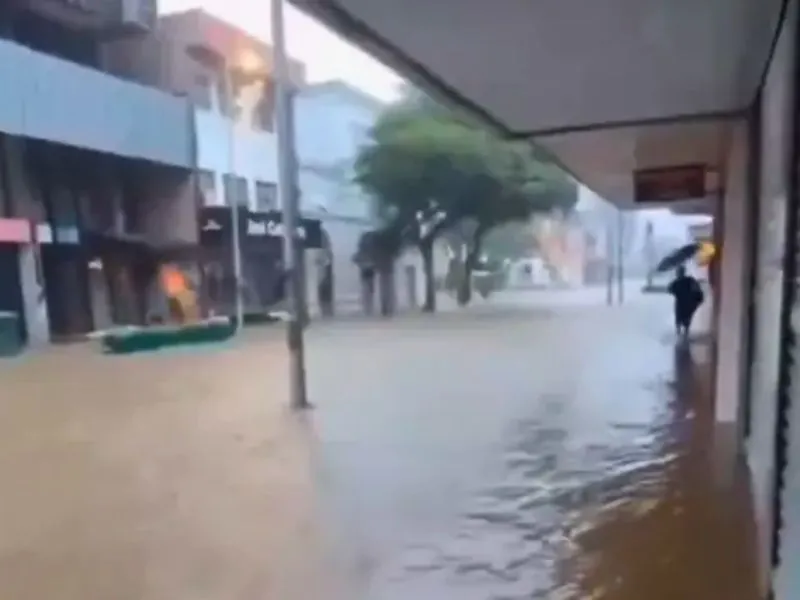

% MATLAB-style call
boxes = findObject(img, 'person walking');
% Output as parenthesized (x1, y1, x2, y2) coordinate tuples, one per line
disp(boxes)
(668, 265, 704, 337)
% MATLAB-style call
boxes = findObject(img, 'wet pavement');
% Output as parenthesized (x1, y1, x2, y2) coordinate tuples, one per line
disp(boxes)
(0, 291, 759, 600)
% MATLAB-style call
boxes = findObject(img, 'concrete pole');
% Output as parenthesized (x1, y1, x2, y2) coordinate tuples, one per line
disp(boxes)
(616, 209, 625, 305)
(272, 0, 310, 410)
(605, 215, 614, 306)
(645, 220, 654, 288)
(223, 66, 244, 331)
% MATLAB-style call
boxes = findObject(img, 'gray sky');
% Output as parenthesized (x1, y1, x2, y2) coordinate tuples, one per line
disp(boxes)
(160, 0, 404, 101)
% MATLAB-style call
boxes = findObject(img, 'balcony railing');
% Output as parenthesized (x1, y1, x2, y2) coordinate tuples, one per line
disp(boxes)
(0, 40, 192, 168)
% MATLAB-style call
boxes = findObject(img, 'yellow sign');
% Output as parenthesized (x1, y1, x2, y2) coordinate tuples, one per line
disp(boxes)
(697, 241, 716, 266)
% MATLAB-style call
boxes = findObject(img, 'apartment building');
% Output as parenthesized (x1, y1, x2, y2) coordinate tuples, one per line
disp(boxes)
(106, 10, 382, 316)
(104, 9, 312, 316)
(0, 0, 195, 344)
(104, 8, 306, 209)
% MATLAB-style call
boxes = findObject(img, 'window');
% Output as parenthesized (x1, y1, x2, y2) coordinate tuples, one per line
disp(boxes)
(221, 72, 254, 122)
(192, 73, 212, 109)
(255, 79, 276, 131)
(223, 174, 248, 207)
(255, 181, 278, 211)
(197, 170, 217, 206)
(215, 75, 231, 117)
(49, 187, 79, 227)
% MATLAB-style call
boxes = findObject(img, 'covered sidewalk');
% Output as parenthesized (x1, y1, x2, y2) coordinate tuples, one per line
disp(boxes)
(289, 0, 800, 597)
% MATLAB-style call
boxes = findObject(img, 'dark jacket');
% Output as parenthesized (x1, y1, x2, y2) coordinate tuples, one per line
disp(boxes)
(668, 274, 704, 317)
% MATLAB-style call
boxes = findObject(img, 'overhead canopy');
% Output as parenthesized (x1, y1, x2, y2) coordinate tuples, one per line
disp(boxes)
(291, 0, 785, 205)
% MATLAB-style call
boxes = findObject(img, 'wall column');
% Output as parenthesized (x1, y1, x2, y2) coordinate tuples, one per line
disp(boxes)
(2, 135, 49, 344)
(714, 120, 752, 428)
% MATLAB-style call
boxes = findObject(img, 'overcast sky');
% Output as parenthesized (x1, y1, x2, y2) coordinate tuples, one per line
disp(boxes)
(160, 0, 404, 101)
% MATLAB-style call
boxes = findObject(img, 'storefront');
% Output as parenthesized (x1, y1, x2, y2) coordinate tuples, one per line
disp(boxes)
(0, 218, 32, 345)
(34, 225, 162, 337)
(82, 231, 170, 328)
(744, 0, 800, 595)
(198, 207, 323, 316)
(35, 224, 93, 340)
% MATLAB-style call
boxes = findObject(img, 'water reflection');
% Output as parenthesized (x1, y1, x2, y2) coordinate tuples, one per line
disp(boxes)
(359, 339, 757, 600)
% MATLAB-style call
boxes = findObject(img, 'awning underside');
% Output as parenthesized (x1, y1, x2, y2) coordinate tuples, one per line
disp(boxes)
(295, 0, 783, 135)
(291, 0, 785, 204)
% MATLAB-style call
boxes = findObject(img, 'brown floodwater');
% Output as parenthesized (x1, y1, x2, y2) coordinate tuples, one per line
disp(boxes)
(0, 299, 761, 600)
(560, 347, 760, 600)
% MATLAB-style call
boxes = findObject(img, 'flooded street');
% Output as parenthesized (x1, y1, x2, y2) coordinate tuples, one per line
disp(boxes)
(0, 291, 759, 599)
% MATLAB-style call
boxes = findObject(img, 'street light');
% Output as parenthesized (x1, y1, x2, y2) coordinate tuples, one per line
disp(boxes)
(272, 0, 310, 410)
(187, 45, 266, 332)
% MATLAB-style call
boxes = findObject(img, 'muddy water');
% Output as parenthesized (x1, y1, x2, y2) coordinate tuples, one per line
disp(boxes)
(0, 340, 346, 600)
(350, 358, 759, 600)
(311, 307, 761, 600)
(0, 300, 760, 600)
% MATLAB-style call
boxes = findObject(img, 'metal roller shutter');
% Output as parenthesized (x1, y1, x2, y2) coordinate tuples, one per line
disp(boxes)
(771, 1, 800, 596)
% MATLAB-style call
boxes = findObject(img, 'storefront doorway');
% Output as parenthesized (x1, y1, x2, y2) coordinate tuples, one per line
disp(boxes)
(0, 242, 26, 343)
(198, 207, 323, 316)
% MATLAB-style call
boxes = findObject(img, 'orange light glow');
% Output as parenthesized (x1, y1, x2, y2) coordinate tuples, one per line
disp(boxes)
(697, 241, 716, 266)
(237, 51, 263, 75)
(160, 265, 188, 298)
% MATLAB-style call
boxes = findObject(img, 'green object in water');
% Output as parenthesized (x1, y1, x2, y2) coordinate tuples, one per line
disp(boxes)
(102, 320, 235, 354)
(242, 311, 281, 326)
(0, 312, 23, 357)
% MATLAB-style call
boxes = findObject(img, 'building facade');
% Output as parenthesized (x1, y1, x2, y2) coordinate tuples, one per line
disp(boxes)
(0, 0, 195, 344)
(294, 81, 382, 314)
(105, 10, 382, 317)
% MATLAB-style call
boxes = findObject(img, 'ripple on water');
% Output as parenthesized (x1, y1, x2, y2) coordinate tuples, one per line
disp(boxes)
(364, 394, 681, 600)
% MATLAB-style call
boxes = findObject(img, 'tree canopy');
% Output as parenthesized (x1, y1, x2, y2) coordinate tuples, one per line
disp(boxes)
(354, 91, 578, 308)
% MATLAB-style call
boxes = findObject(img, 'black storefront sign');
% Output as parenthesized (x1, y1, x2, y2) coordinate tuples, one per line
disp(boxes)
(199, 206, 323, 249)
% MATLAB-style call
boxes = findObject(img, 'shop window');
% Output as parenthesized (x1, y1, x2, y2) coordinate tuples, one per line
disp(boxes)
(192, 73, 213, 109)
(198, 170, 217, 206)
(255, 181, 277, 211)
(223, 174, 248, 207)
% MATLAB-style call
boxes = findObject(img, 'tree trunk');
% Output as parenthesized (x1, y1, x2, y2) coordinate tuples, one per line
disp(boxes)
(457, 229, 485, 306)
(360, 268, 376, 316)
(420, 240, 436, 312)
(378, 263, 396, 317)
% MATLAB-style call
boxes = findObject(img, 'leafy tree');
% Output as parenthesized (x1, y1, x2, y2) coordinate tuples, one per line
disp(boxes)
(355, 105, 480, 311)
(355, 92, 577, 310)
(447, 142, 577, 304)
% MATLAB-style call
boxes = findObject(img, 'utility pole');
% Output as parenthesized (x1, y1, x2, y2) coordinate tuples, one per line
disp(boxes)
(605, 214, 614, 306)
(616, 209, 625, 305)
(644, 220, 654, 288)
(272, 0, 310, 410)
(223, 65, 244, 331)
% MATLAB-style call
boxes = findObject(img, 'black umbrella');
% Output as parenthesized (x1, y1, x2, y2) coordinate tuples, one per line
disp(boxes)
(654, 242, 701, 273)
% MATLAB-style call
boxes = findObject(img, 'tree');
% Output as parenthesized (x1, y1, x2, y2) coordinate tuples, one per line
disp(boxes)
(355, 104, 482, 311)
(452, 143, 578, 304)
(355, 91, 577, 310)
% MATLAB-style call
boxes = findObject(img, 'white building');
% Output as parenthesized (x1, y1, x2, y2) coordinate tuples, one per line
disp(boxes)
(294, 81, 383, 313)
(193, 78, 382, 314)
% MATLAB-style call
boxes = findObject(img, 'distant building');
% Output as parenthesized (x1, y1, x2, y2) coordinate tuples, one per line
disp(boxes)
(294, 80, 383, 313)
